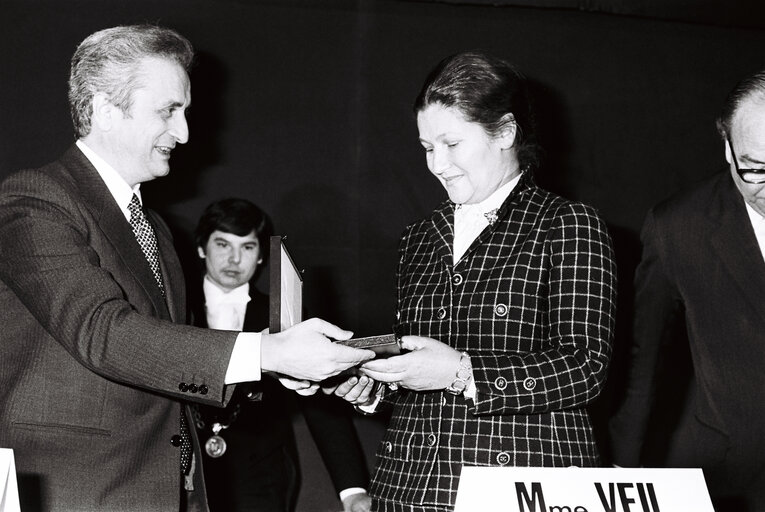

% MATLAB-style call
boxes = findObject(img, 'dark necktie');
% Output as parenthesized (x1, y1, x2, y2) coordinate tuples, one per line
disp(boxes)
(127, 194, 165, 296)
(179, 412, 192, 475)
(127, 194, 191, 475)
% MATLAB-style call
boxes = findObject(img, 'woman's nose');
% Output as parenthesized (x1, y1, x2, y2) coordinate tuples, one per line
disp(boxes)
(430, 147, 449, 174)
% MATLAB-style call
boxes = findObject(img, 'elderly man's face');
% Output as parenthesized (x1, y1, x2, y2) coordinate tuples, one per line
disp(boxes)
(108, 57, 190, 187)
(727, 97, 765, 217)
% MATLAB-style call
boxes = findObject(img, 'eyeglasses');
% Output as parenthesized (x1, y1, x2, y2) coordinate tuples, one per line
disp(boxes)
(727, 136, 765, 184)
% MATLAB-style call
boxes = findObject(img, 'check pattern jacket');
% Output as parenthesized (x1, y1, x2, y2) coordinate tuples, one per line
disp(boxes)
(370, 172, 617, 510)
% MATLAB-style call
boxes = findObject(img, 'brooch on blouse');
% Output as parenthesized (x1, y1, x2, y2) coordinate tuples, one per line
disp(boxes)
(483, 208, 499, 226)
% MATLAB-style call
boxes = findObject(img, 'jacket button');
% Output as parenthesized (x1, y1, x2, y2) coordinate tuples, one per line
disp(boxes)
(494, 303, 508, 317)
(496, 451, 511, 466)
(178, 382, 188, 392)
(427, 434, 437, 446)
(451, 273, 463, 285)
(436, 308, 447, 320)
(523, 377, 537, 391)
(170, 435, 182, 447)
(188, 384, 198, 394)
(383, 441, 393, 454)
(494, 377, 508, 390)
(199, 385, 209, 395)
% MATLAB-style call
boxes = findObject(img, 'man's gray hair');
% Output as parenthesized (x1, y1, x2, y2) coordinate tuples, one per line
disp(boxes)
(68, 24, 194, 138)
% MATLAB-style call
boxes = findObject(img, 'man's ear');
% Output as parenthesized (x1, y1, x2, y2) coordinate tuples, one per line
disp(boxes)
(91, 92, 118, 132)
(497, 113, 517, 150)
(197, 246, 206, 259)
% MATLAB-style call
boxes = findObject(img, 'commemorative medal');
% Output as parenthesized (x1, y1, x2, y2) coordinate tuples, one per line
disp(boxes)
(205, 422, 227, 458)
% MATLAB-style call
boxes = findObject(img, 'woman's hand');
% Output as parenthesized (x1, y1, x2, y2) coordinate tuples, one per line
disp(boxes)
(360, 335, 462, 392)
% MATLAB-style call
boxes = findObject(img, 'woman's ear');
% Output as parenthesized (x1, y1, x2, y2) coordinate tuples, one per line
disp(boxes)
(498, 113, 517, 150)
(197, 246, 206, 259)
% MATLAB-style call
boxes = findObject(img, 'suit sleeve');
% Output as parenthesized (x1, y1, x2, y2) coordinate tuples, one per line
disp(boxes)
(0, 170, 238, 405)
(471, 203, 617, 416)
(608, 208, 683, 466)
(300, 395, 370, 494)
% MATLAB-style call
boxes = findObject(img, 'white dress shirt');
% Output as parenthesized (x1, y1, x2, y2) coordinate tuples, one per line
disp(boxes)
(453, 174, 521, 264)
(76, 139, 262, 384)
(745, 202, 765, 264)
(203, 276, 250, 330)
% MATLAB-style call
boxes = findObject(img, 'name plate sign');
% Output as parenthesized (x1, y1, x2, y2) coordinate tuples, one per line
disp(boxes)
(0, 448, 20, 512)
(454, 467, 713, 512)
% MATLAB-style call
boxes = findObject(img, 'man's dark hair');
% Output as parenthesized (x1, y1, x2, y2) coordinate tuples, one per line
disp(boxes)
(716, 68, 765, 138)
(194, 198, 272, 255)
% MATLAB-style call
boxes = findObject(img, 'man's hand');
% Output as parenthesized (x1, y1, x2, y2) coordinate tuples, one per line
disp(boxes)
(261, 318, 374, 381)
(359, 335, 461, 391)
(342, 491, 372, 512)
(278, 376, 320, 396)
(330, 374, 378, 405)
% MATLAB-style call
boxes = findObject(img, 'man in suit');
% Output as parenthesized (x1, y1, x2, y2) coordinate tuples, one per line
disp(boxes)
(190, 198, 371, 512)
(0, 25, 373, 512)
(609, 68, 765, 511)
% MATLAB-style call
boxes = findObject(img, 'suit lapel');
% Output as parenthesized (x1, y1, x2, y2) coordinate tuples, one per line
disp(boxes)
(454, 171, 534, 266)
(429, 202, 455, 268)
(708, 174, 765, 323)
(60, 146, 170, 319)
(148, 209, 184, 323)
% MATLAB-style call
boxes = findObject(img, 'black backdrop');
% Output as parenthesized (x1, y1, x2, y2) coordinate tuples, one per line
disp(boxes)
(3, 0, 765, 509)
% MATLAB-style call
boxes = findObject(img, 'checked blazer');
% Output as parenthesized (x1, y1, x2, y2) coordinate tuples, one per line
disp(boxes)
(370, 171, 617, 511)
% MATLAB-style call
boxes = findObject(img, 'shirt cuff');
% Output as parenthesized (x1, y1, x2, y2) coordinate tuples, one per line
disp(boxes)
(339, 487, 367, 501)
(464, 375, 477, 401)
(224, 332, 262, 384)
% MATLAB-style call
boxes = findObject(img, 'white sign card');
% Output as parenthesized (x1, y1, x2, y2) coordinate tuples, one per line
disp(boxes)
(0, 449, 20, 512)
(455, 466, 714, 512)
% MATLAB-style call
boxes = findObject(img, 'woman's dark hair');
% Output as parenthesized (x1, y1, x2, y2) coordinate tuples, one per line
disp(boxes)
(716, 68, 765, 138)
(414, 51, 540, 170)
(194, 198, 272, 256)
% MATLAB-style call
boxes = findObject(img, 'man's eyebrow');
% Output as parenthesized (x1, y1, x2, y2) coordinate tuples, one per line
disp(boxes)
(163, 100, 189, 110)
(740, 152, 765, 165)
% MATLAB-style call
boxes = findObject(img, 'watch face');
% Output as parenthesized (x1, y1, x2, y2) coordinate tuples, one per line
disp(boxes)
(446, 380, 467, 395)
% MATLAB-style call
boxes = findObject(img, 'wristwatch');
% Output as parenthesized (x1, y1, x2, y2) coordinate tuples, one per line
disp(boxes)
(445, 351, 472, 395)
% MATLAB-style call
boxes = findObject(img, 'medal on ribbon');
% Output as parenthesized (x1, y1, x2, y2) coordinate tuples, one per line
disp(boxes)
(205, 422, 228, 458)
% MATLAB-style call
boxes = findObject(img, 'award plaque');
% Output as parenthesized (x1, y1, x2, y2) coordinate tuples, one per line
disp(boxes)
(269, 236, 303, 333)
(268, 235, 400, 359)
(339, 333, 402, 357)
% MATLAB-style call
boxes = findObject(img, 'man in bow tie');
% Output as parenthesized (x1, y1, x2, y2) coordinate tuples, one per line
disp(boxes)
(191, 198, 371, 512)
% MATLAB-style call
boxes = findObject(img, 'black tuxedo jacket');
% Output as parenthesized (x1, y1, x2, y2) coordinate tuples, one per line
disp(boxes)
(609, 171, 765, 507)
(190, 284, 369, 497)
(0, 145, 238, 511)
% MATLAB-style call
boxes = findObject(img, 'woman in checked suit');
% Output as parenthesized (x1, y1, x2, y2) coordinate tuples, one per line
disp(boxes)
(336, 51, 617, 512)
